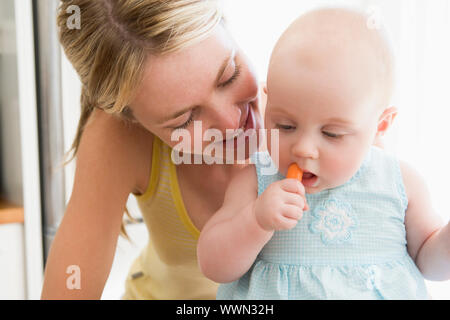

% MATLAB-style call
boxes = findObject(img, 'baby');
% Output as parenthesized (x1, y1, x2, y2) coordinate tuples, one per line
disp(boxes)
(197, 8, 450, 299)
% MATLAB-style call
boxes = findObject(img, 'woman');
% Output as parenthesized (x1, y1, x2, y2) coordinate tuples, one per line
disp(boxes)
(41, 0, 263, 299)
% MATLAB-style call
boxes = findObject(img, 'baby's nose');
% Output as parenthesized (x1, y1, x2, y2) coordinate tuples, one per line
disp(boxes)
(292, 136, 319, 160)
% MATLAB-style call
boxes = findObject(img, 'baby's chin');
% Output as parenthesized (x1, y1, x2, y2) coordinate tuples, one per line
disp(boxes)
(305, 183, 338, 195)
(304, 184, 324, 195)
(305, 176, 355, 194)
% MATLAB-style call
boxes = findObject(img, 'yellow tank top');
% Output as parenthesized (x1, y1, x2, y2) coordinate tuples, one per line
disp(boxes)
(122, 137, 219, 299)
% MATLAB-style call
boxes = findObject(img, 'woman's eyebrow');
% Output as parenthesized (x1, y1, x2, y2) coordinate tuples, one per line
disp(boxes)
(160, 49, 237, 125)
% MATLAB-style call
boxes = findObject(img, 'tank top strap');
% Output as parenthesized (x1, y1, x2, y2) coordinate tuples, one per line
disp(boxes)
(251, 151, 284, 196)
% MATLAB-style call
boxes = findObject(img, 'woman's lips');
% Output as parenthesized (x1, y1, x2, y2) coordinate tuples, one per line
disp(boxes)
(245, 104, 255, 131)
(223, 105, 254, 146)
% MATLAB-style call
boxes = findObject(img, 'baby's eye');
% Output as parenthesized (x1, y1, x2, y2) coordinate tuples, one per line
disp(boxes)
(323, 131, 343, 139)
(275, 124, 296, 131)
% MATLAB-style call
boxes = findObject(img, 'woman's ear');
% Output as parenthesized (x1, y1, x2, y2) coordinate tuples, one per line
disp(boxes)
(376, 106, 398, 137)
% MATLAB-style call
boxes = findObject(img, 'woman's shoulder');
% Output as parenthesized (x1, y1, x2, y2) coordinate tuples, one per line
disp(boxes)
(79, 108, 154, 195)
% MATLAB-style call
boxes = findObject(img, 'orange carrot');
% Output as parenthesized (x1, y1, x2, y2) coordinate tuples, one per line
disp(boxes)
(287, 163, 303, 182)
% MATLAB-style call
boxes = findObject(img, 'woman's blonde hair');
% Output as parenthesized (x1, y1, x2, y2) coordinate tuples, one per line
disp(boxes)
(57, 0, 223, 237)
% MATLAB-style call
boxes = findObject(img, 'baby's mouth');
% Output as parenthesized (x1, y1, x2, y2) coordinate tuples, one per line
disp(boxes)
(301, 170, 319, 187)
(303, 172, 315, 179)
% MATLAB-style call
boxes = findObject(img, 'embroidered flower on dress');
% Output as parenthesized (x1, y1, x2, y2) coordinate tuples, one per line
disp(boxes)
(310, 199, 358, 245)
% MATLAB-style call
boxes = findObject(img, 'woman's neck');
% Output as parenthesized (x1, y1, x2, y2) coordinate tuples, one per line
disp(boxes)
(178, 160, 246, 192)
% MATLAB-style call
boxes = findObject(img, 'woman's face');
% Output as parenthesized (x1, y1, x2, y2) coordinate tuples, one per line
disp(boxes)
(130, 24, 262, 162)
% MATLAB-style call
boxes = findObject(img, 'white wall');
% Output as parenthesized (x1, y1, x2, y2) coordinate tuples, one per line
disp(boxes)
(0, 0, 44, 299)
(0, 0, 23, 206)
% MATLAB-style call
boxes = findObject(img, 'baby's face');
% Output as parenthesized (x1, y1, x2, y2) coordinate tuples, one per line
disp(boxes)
(266, 49, 381, 194)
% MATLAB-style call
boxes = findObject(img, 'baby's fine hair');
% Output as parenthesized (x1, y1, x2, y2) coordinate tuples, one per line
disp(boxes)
(270, 6, 396, 111)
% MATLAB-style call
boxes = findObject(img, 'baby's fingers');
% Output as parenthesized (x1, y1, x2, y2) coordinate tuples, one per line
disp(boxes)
(282, 204, 304, 221)
(283, 192, 309, 212)
(280, 178, 306, 196)
(272, 214, 299, 231)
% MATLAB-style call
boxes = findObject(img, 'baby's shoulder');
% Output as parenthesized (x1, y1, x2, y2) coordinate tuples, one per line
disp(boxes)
(397, 159, 427, 201)
(222, 164, 258, 207)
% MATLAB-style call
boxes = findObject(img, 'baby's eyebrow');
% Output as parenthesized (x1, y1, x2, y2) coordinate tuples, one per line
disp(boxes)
(325, 117, 355, 126)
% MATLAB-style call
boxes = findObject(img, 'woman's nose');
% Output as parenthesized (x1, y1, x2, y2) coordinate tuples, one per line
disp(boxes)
(208, 104, 242, 133)
(291, 134, 319, 160)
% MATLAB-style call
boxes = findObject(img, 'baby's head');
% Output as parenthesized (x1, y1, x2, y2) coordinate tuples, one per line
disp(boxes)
(265, 7, 397, 194)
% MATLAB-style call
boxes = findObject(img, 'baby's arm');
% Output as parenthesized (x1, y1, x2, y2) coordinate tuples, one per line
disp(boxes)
(197, 165, 306, 283)
(401, 161, 450, 280)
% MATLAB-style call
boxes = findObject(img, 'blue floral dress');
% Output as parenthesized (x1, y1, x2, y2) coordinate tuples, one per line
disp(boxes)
(216, 147, 428, 300)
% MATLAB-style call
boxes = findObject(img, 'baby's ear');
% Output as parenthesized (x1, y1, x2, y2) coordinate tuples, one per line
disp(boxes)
(376, 106, 398, 136)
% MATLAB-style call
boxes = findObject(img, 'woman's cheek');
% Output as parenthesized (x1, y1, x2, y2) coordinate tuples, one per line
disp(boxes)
(237, 58, 259, 99)
(163, 128, 196, 154)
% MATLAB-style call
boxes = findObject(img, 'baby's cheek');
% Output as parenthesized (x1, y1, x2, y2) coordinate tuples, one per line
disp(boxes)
(325, 156, 360, 185)
(268, 137, 290, 174)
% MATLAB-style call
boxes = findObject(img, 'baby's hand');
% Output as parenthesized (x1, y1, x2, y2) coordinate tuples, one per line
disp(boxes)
(254, 179, 309, 231)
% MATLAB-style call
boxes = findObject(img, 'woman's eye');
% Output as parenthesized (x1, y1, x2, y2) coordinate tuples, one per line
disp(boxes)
(219, 63, 241, 88)
(323, 131, 342, 139)
(173, 113, 194, 130)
